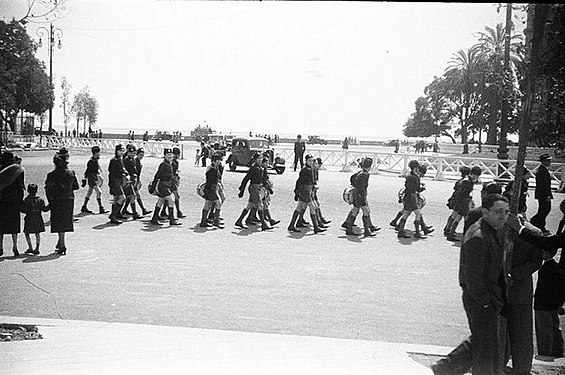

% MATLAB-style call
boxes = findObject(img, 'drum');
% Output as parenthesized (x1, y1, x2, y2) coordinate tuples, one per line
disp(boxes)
(342, 185, 355, 205)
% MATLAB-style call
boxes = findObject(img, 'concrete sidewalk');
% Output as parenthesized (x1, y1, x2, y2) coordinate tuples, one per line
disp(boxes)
(0, 315, 441, 374)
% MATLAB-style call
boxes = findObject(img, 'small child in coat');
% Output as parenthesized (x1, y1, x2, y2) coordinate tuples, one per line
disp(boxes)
(20, 184, 49, 255)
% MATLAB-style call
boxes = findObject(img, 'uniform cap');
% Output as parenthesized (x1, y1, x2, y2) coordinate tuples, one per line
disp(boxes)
(539, 153, 552, 162)
(91, 146, 101, 153)
(163, 148, 173, 155)
(172, 147, 181, 155)
(115, 144, 125, 152)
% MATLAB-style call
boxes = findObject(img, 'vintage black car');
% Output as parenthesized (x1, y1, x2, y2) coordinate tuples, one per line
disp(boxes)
(307, 135, 327, 145)
(226, 137, 285, 174)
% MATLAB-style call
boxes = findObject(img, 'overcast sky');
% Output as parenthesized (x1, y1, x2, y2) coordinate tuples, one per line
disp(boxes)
(1, 1, 522, 139)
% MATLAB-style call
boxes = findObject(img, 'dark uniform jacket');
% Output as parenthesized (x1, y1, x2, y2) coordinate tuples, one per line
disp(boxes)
(294, 140, 305, 155)
(204, 164, 221, 201)
(459, 218, 506, 312)
(535, 165, 553, 200)
(240, 164, 262, 191)
(108, 156, 128, 196)
(295, 165, 314, 200)
(352, 170, 369, 207)
(153, 159, 174, 197)
(84, 157, 100, 185)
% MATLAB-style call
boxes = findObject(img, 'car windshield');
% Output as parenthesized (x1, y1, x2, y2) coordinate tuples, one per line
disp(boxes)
(249, 139, 268, 149)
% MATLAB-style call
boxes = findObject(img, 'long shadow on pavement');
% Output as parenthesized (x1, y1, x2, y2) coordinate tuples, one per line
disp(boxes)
(22, 252, 62, 263)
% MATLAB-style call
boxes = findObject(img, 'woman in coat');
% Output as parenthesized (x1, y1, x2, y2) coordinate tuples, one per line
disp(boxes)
(0, 152, 25, 257)
(45, 148, 80, 255)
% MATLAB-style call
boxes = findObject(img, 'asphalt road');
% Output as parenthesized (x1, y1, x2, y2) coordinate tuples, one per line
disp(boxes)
(0, 148, 562, 348)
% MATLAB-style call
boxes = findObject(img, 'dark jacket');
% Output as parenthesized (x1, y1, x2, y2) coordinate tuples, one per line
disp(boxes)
(45, 167, 79, 202)
(240, 164, 263, 191)
(507, 227, 543, 305)
(534, 259, 565, 311)
(459, 218, 506, 311)
(153, 159, 174, 197)
(535, 165, 553, 200)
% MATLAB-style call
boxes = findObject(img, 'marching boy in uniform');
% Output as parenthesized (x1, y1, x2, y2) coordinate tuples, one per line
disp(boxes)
(81, 146, 108, 214)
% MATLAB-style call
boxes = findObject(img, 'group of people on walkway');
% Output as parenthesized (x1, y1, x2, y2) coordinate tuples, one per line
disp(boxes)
(0, 148, 79, 257)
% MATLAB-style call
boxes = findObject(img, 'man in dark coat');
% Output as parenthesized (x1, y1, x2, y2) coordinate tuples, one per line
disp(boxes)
(530, 154, 553, 234)
(293, 135, 306, 172)
(108, 144, 128, 224)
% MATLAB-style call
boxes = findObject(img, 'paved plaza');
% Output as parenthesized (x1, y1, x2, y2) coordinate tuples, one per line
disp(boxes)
(0, 147, 563, 373)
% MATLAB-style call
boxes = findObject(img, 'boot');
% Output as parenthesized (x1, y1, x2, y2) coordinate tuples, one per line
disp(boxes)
(159, 205, 168, 220)
(342, 214, 357, 229)
(235, 209, 249, 229)
(446, 220, 460, 241)
(246, 207, 258, 226)
(414, 221, 426, 239)
(421, 217, 434, 235)
(345, 213, 359, 236)
(150, 206, 163, 225)
(390, 211, 402, 228)
(311, 214, 325, 234)
(200, 209, 212, 227)
(137, 198, 151, 215)
(317, 208, 331, 224)
(131, 202, 142, 220)
(176, 201, 186, 218)
(296, 210, 309, 227)
(443, 216, 454, 236)
(213, 210, 224, 229)
(97, 198, 108, 214)
(362, 216, 376, 237)
(265, 209, 280, 226)
(169, 207, 182, 226)
(81, 197, 92, 213)
(259, 210, 272, 231)
(109, 204, 123, 224)
(397, 218, 410, 238)
(367, 216, 381, 232)
(121, 200, 133, 216)
(287, 210, 301, 232)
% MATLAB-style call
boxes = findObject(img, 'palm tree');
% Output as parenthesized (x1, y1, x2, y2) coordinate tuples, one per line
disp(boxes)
(444, 46, 483, 145)
(474, 23, 524, 144)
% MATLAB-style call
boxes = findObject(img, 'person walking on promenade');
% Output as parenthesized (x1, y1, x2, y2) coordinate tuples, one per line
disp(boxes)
(200, 153, 224, 228)
(21, 183, 49, 255)
(134, 147, 151, 216)
(235, 153, 271, 231)
(121, 144, 142, 220)
(81, 146, 108, 214)
(288, 154, 325, 234)
(313, 157, 331, 227)
(503, 166, 531, 220)
(160, 147, 185, 219)
(396, 160, 426, 239)
(0, 151, 25, 257)
(45, 148, 80, 255)
(459, 193, 510, 374)
(341, 157, 379, 237)
(194, 148, 201, 167)
(107, 144, 129, 225)
(260, 157, 280, 227)
(444, 166, 471, 235)
(390, 164, 433, 235)
(530, 154, 554, 235)
(149, 149, 182, 226)
(445, 166, 482, 242)
(293, 134, 306, 172)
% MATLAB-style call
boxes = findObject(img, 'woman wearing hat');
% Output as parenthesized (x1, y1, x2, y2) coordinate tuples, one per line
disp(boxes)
(45, 148, 79, 255)
(531, 154, 553, 234)
(81, 145, 108, 215)
(0, 152, 25, 257)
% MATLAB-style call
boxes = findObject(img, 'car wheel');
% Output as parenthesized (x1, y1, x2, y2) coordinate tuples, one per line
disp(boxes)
(275, 167, 285, 175)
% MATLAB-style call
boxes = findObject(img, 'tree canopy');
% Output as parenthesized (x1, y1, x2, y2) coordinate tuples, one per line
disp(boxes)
(0, 19, 53, 132)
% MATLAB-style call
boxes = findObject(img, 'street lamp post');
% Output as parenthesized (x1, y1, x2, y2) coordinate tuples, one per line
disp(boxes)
(36, 23, 63, 134)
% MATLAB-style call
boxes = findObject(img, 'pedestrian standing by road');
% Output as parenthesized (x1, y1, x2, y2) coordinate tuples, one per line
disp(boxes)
(149, 148, 181, 226)
(21, 183, 49, 255)
(0, 151, 25, 257)
(531, 154, 554, 235)
(445, 166, 482, 242)
(396, 160, 426, 239)
(107, 144, 129, 225)
(45, 147, 80, 255)
(80, 146, 108, 215)
(235, 153, 271, 231)
(293, 134, 306, 172)
(458, 193, 510, 374)
(341, 157, 379, 237)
